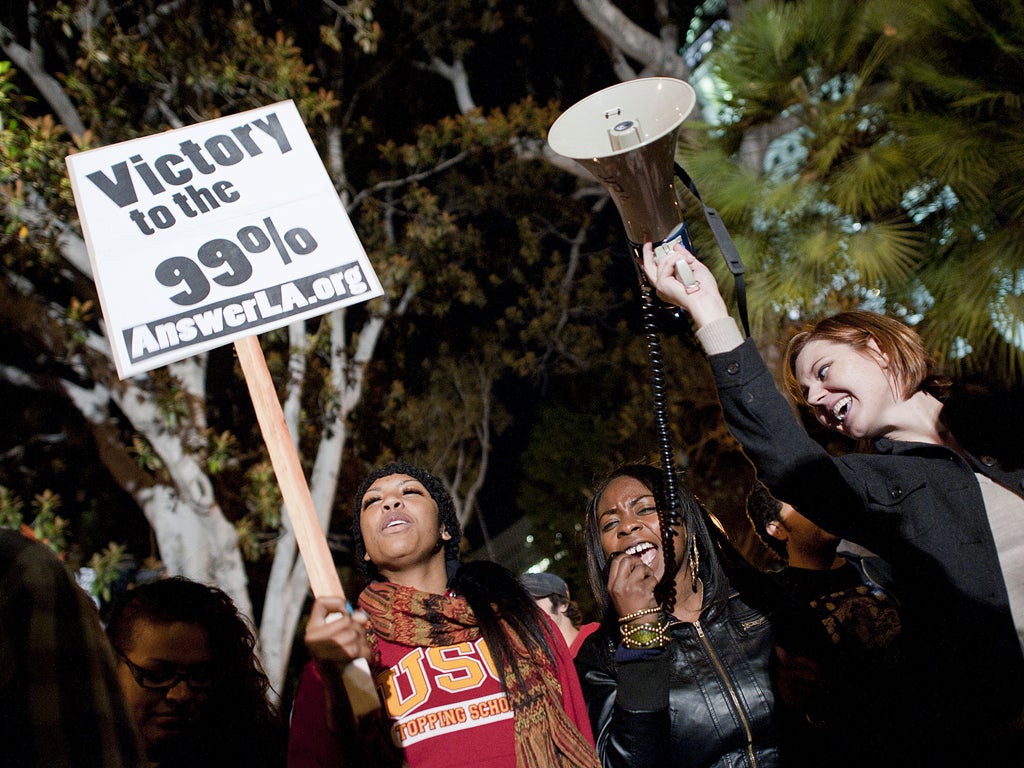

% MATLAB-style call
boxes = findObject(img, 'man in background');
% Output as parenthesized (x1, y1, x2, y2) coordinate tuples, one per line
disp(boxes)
(746, 482, 905, 767)
(521, 571, 598, 657)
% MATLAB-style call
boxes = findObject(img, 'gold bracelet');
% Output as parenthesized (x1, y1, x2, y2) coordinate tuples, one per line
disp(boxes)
(619, 618, 664, 637)
(620, 618, 671, 649)
(618, 606, 661, 625)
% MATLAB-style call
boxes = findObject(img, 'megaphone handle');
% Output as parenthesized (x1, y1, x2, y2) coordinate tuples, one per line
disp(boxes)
(673, 259, 695, 286)
(653, 241, 696, 286)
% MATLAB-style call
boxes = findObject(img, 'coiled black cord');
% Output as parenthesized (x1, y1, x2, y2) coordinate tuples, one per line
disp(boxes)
(639, 278, 684, 614)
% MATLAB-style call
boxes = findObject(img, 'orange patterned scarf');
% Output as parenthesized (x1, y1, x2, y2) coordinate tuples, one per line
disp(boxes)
(359, 580, 599, 768)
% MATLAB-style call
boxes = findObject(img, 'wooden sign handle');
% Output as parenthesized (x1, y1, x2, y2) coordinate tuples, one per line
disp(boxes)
(234, 334, 343, 599)
(235, 335, 380, 717)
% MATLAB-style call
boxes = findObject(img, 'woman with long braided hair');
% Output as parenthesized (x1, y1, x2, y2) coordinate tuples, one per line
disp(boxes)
(291, 462, 599, 768)
(575, 463, 783, 768)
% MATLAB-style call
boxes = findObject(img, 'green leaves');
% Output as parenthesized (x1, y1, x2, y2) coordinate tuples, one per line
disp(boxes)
(86, 542, 130, 602)
(693, 0, 1024, 380)
(0, 484, 25, 529)
(0, 487, 68, 554)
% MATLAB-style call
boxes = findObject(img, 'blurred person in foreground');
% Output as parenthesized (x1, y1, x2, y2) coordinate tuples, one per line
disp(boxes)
(1, 526, 144, 767)
(105, 576, 286, 767)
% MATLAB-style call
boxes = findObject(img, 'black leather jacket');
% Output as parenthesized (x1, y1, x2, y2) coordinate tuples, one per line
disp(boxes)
(574, 591, 781, 768)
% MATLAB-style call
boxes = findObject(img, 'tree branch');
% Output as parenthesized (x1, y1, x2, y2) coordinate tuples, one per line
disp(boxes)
(0, 21, 87, 136)
(572, 0, 691, 80)
(346, 150, 471, 212)
(421, 55, 477, 115)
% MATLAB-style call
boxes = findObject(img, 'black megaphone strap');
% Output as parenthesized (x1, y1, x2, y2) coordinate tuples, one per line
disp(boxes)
(674, 162, 750, 337)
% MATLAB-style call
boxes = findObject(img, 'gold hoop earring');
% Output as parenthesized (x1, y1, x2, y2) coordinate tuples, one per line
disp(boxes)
(689, 536, 700, 593)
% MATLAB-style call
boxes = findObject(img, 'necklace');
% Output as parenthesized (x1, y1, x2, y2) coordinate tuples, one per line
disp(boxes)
(674, 577, 703, 621)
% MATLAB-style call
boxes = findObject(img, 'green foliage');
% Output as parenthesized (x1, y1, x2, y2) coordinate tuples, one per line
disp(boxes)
(0, 64, 80, 232)
(0, 484, 25, 528)
(0, 487, 69, 553)
(86, 542, 129, 602)
(53, 3, 340, 139)
(318, 0, 381, 55)
(245, 461, 284, 530)
(235, 517, 264, 563)
(206, 430, 239, 475)
(234, 460, 284, 562)
(152, 375, 191, 431)
(26, 490, 69, 552)
(130, 435, 163, 472)
(694, 0, 1024, 381)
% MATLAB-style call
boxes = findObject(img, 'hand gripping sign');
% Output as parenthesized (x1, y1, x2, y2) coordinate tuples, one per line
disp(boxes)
(66, 100, 381, 715)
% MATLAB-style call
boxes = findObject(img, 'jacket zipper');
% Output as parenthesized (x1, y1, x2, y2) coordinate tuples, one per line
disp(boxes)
(694, 619, 758, 767)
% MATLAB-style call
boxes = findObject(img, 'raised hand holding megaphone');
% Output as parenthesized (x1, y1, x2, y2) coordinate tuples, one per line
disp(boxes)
(642, 241, 731, 330)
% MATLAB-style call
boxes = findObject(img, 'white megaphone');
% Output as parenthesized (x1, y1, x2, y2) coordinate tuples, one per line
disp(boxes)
(547, 77, 698, 286)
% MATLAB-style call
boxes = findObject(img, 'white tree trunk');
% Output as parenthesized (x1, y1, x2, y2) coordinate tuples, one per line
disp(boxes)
(61, 375, 253, 614)
(573, 0, 691, 80)
(138, 484, 252, 614)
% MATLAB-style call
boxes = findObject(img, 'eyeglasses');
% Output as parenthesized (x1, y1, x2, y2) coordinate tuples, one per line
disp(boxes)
(116, 650, 217, 691)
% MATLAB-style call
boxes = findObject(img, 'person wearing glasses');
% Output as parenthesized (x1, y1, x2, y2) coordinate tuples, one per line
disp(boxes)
(105, 577, 286, 767)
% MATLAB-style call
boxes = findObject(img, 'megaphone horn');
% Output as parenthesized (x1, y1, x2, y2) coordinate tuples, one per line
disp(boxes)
(547, 77, 698, 284)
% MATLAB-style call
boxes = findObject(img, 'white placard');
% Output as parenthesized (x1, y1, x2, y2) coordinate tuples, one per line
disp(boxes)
(66, 100, 383, 379)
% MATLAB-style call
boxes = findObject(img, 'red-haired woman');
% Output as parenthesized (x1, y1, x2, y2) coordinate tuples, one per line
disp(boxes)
(641, 242, 1024, 760)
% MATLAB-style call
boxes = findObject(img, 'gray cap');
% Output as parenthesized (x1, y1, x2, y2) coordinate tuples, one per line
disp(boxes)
(521, 571, 570, 601)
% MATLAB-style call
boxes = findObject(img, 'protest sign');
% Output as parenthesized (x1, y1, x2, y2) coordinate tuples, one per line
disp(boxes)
(66, 100, 383, 379)
(66, 104, 384, 714)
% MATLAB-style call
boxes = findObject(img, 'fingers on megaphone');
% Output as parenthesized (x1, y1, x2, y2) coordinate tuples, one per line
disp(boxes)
(673, 258, 697, 290)
(653, 243, 699, 293)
